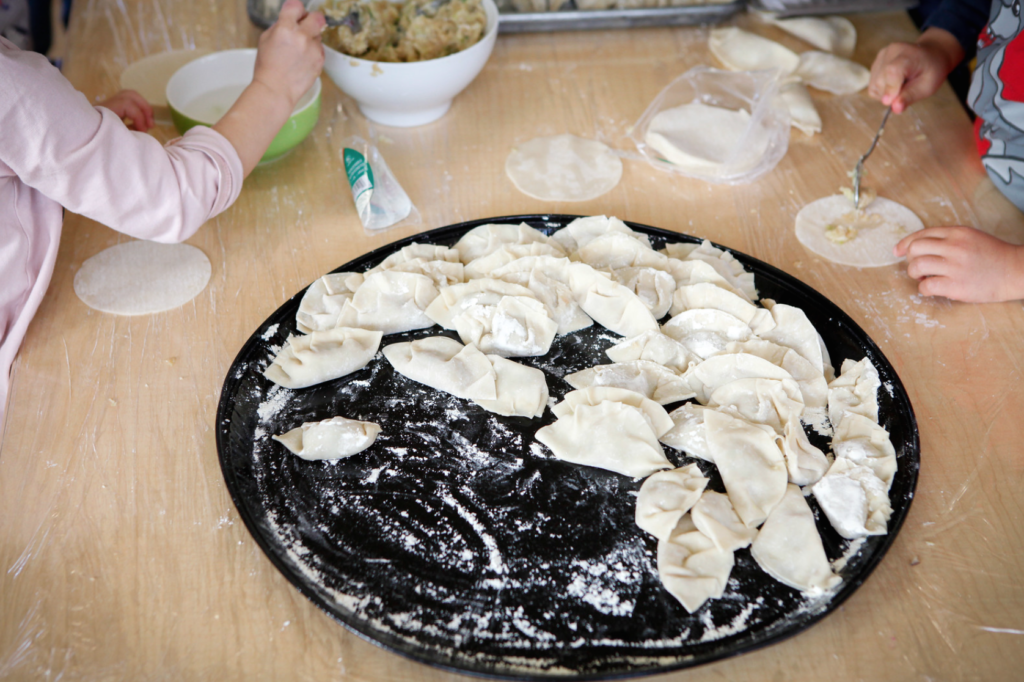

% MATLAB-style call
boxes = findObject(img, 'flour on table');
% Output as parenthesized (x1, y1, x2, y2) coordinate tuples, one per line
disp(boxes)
(505, 134, 623, 202)
(73, 241, 212, 315)
(795, 195, 924, 267)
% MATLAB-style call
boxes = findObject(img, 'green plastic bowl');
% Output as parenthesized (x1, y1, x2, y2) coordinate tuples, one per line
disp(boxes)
(166, 48, 321, 165)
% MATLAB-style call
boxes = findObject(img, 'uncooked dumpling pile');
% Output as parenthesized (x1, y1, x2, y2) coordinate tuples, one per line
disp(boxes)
(263, 215, 899, 616)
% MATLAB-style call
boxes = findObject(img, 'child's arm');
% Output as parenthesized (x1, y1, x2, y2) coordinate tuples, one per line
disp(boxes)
(895, 227, 1024, 302)
(867, 27, 964, 113)
(213, 0, 325, 176)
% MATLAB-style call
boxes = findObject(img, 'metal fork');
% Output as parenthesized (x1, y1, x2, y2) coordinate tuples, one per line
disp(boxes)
(852, 105, 892, 209)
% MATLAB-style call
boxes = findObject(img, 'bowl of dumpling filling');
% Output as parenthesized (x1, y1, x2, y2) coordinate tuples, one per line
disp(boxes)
(315, 0, 498, 127)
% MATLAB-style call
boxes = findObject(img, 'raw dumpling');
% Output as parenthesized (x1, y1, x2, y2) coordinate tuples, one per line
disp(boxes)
(723, 338, 829, 418)
(780, 79, 822, 136)
(662, 307, 753, 360)
(691, 490, 758, 552)
(770, 15, 856, 58)
(373, 258, 465, 288)
(795, 51, 870, 95)
(425, 278, 538, 329)
(550, 215, 651, 254)
(606, 330, 698, 374)
(704, 409, 788, 528)
(750, 484, 842, 595)
(688, 352, 796, 404)
(489, 256, 594, 334)
(662, 258, 746, 299)
(264, 327, 383, 389)
(337, 271, 439, 334)
(382, 336, 497, 401)
(567, 262, 659, 337)
(828, 357, 880, 427)
(454, 223, 553, 264)
(635, 464, 709, 541)
(295, 272, 365, 334)
(610, 267, 675, 319)
(536, 399, 673, 478)
(273, 416, 381, 460)
(657, 515, 735, 613)
(553, 387, 674, 437)
(464, 243, 566, 279)
(565, 360, 696, 405)
(670, 283, 775, 334)
(644, 103, 753, 175)
(663, 240, 758, 302)
(812, 456, 892, 539)
(576, 232, 669, 271)
(759, 301, 827, 376)
(453, 295, 558, 357)
(475, 355, 549, 418)
(831, 413, 897, 489)
(367, 243, 460, 271)
(708, 27, 800, 75)
(660, 403, 717, 462)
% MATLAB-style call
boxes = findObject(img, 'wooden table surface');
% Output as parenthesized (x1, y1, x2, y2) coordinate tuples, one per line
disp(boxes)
(3, 1, 1023, 680)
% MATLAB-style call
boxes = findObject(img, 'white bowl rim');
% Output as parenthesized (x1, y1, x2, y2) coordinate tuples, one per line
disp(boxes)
(166, 48, 322, 122)
(321, 0, 499, 67)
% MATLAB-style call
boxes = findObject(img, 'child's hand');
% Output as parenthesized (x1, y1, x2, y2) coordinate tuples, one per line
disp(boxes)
(253, 0, 326, 111)
(895, 226, 1024, 302)
(98, 89, 155, 132)
(868, 27, 964, 114)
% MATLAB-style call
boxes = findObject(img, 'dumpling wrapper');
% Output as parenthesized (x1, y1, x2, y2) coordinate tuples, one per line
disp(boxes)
(536, 400, 673, 478)
(660, 403, 717, 462)
(367, 243, 460, 271)
(812, 456, 892, 539)
(704, 409, 789, 528)
(663, 239, 758, 302)
(567, 262, 659, 337)
(831, 412, 898, 489)
(795, 51, 870, 95)
(474, 356, 549, 418)
(489, 256, 594, 334)
(771, 16, 856, 58)
(505, 134, 623, 202)
(657, 515, 735, 613)
(669, 282, 775, 334)
(795, 195, 924, 268)
(453, 295, 558, 358)
(662, 307, 754, 360)
(691, 490, 758, 552)
(273, 416, 381, 461)
(708, 27, 800, 75)
(828, 357, 881, 428)
(779, 80, 822, 136)
(550, 215, 651, 254)
(751, 484, 843, 596)
(635, 464, 709, 541)
(464, 243, 567, 279)
(688, 352, 796, 405)
(264, 327, 383, 389)
(296, 272, 365, 334)
(645, 103, 757, 175)
(425, 278, 538, 330)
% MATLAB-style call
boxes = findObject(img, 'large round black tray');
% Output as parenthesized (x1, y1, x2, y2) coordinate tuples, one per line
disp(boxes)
(216, 215, 919, 680)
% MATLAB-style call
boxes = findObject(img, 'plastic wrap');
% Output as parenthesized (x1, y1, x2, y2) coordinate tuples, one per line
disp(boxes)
(629, 66, 790, 185)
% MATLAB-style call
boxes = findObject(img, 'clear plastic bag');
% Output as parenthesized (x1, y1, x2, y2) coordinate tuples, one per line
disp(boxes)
(341, 135, 417, 232)
(629, 66, 790, 185)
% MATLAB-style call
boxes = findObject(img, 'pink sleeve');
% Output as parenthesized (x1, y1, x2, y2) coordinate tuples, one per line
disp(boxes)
(0, 40, 244, 244)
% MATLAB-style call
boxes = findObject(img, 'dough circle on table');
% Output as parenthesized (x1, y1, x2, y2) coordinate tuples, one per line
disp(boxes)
(795, 195, 924, 267)
(119, 49, 211, 120)
(505, 134, 623, 202)
(74, 241, 212, 315)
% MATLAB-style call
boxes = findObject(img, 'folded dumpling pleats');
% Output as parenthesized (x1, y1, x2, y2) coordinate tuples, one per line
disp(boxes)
(264, 327, 382, 389)
(657, 515, 735, 613)
(273, 416, 381, 461)
(635, 464, 709, 541)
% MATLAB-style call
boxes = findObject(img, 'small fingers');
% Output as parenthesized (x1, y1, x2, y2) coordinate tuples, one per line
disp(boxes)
(278, 0, 307, 24)
(894, 227, 954, 257)
(905, 254, 948, 280)
(917, 276, 960, 300)
(299, 10, 327, 36)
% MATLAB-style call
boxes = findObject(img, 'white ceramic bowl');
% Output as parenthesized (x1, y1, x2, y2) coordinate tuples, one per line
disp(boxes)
(321, 0, 499, 127)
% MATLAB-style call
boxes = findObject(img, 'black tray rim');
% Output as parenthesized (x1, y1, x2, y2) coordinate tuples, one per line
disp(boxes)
(215, 213, 920, 681)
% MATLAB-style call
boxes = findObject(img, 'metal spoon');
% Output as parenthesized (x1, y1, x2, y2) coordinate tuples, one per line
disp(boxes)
(324, 8, 361, 32)
(852, 105, 892, 210)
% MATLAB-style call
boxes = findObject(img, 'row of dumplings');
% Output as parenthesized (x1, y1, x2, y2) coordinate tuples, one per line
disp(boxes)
(262, 215, 897, 615)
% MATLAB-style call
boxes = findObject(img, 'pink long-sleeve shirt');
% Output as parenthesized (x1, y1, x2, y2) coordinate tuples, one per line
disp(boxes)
(0, 37, 244, 429)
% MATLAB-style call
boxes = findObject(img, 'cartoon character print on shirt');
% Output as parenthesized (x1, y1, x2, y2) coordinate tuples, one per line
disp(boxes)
(969, 0, 1024, 203)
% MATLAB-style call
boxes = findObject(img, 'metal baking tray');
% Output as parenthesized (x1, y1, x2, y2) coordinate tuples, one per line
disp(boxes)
(216, 214, 919, 680)
(246, 0, 744, 32)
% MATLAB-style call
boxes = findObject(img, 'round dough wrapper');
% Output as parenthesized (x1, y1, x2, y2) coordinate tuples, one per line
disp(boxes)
(74, 241, 212, 315)
(795, 195, 924, 267)
(120, 49, 211, 120)
(505, 134, 623, 202)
